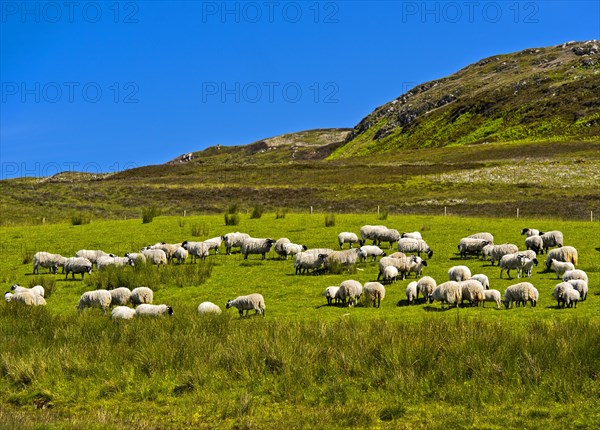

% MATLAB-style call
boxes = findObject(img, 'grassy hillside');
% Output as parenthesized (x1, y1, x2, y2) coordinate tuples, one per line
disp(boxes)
(332, 40, 600, 158)
(0, 213, 599, 428)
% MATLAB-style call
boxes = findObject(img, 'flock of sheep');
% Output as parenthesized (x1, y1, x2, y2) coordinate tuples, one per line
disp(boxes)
(3, 225, 589, 318)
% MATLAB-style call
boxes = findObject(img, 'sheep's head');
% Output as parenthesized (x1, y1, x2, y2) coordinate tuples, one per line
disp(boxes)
(225, 300, 233, 309)
(167, 306, 174, 316)
(302, 245, 308, 251)
(182, 241, 189, 249)
(10, 284, 19, 291)
(426, 249, 434, 259)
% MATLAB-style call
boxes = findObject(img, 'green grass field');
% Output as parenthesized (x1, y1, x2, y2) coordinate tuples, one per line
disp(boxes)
(1, 214, 599, 429)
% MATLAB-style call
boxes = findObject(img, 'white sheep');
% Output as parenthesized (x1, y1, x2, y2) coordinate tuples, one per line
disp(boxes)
(294, 252, 328, 275)
(544, 246, 578, 270)
(470, 274, 489, 290)
(499, 254, 526, 279)
(33, 252, 67, 274)
(64, 257, 93, 279)
(324, 249, 360, 272)
(550, 259, 575, 279)
(416, 276, 437, 303)
(432, 281, 462, 308)
(124, 252, 147, 266)
(110, 287, 132, 307)
(11, 284, 44, 298)
(382, 266, 399, 284)
(567, 280, 588, 301)
(540, 230, 563, 253)
(282, 242, 307, 260)
(181, 241, 209, 263)
(503, 282, 538, 308)
(561, 289, 581, 308)
(374, 228, 401, 249)
(111, 306, 136, 320)
(78, 290, 112, 313)
(407, 256, 428, 278)
(96, 255, 132, 271)
(131, 287, 153, 306)
(482, 290, 502, 309)
(226, 293, 265, 316)
(553, 282, 574, 308)
(241, 238, 276, 260)
(147, 243, 179, 262)
(75, 249, 110, 264)
(4, 291, 44, 306)
(141, 248, 168, 266)
(222, 232, 251, 255)
(401, 231, 422, 240)
(197, 301, 222, 314)
(397, 238, 433, 259)
(525, 235, 544, 255)
(520, 228, 541, 237)
(325, 286, 340, 305)
(357, 245, 386, 262)
(481, 244, 494, 262)
(363, 282, 385, 307)
(173, 246, 189, 264)
(204, 236, 223, 255)
(468, 232, 494, 243)
(337, 232, 362, 249)
(405, 281, 418, 305)
(136, 304, 174, 316)
(562, 269, 588, 284)
(359, 225, 387, 245)
(520, 257, 539, 278)
(489, 244, 519, 266)
(337, 280, 362, 307)
(459, 280, 485, 307)
(448, 265, 472, 282)
(274, 238, 291, 258)
(458, 238, 491, 259)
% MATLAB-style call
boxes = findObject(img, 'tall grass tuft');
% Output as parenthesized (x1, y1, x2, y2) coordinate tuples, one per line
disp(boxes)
(224, 204, 240, 226)
(250, 205, 264, 219)
(142, 206, 161, 224)
(191, 223, 209, 237)
(377, 209, 389, 220)
(275, 208, 287, 219)
(325, 214, 336, 227)
(28, 276, 57, 298)
(71, 212, 91, 226)
(21, 250, 33, 265)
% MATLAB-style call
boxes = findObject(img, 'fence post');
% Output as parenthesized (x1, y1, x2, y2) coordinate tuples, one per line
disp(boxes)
(377, 206, 380, 217)
(183, 210, 187, 217)
(444, 207, 447, 217)
(517, 208, 519, 219)
(310, 206, 313, 215)
(592, 211, 594, 222)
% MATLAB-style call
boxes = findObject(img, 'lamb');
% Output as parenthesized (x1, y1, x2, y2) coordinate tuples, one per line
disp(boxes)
(544, 246, 578, 270)
(520, 228, 541, 237)
(75, 249, 110, 264)
(540, 230, 563, 253)
(407, 256, 428, 278)
(481, 244, 494, 262)
(130, 287, 153, 306)
(294, 252, 328, 275)
(470, 274, 489, 290)
(78, 290, 112, 313)
(282, 242, 308, 260)
(401, 231, 422, 240)
(448, 265, 471, 282)
(567, 280, 588, 301)
(562, 269, 588, 284)
(141, 248, 168, 266)
(562, 288, 580, 308)
(337, 232, 362, 249)
(172, 246, 189, 264)
(325, 286, 340, 305)
(397, 238, 433, 259)
(405, 281, 418, 305)
(525, 235, 544, 255)
(203, 236, 223, 255)
(553, 282, 574, 308)
(489, 244, 519, 266)
(197, 301, 222, 314)
(222, 232, 251, 255)
(226, 293, 265, 316)
(274, 238, 291, 258)
(324, 249, 360, 271)
(10, 284, 44, 298)
(111, 306, 136, 320)
(499, 254, 526, 279)
(64, 257, 93, 279)
(136, 304, 174, 316)
(550, 259, 575, 279)
(336, 280, 362, 307)
(124, 252, 146, 266)
(359, 225, 387, 245)
(240, 238, 276, 260)
(377, 255, 415, 281)
(520, 257, 538, 278)
(357, 245, 386, 262)
(382, 266, 399, 284)
(483, 290, 502, 309)
(33, 252, 67, 274)
(4, 291, 44, 306)
(363, 282, 385, 307)
(503, 282, 538, 308)
(109, 287, 132, 307)
(148, 243, 179, 262)
(459, 279, 485, 307)
(468, 232, 494, 243)
(431, 281, 462, 308)
(181, 241, 209, 263)
(458, 238, 491, 259)
(416, 276, 437, 303)
(373, 228, 401, 249)
(96, 255, 133, 271)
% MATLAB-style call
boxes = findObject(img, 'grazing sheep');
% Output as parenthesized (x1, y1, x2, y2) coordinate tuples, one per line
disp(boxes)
(540, 231, 563, 253)
(567, 280, 588, 301)
(481, 244, 494, 262)
(470, 274, 489, 290)
(110, 287, 132, 307)
(503, 282, 538, 308)
(33, 252, 67, 274)
(240, 238, 275, 260)
(204, 236, 223, 255)
(468, 232, 494, 243)
(363, 282, 385, 307)
(78, 290, 112, 313)
(417, 276, 437, 303)
(148, 243, 179, 262)
(181, 241, 209, 263)
(374, 228, 401, 249)
(499, 254, 526, 279)
(483, 290, 502, 309)
(405, 281, 418, 305)
(75, 249, 110, 264)
(64, 257, 93, 279)
(458, 238, 491, 259)
(226, 294, 265, 316)
(197, 302, 222, 314)
(172, 246, 189, 264)
(562, 288, 581, 308)
(337, 280, 363, 307)
(10, 284, 44, 298)
(274, 238, 291, 258)
(337, 232, 362, 249)
(222, 232, 251, 255)
(520, 228, 541, 237)
(378, 255, 415, 281)
(525, 235, 544, 255)
(520, 257, 538, 278)
(360, 225, 387, 245)
(448, 265, 472, 282)
(550, 259, 575, 279)
(4, 291, 44, 306)
(282, 242, 308, 260)
(111, 306, 136, 320)
(141, 248, 168, 266)
(124, 252, 147, 266)
(294, 252, 328, 275)
(401, 231, 422, 240)
(382, 266, 399, 284)
(324, 249, 360, 271)
(357, 245, 386, 262)
(544, 246, 578, 270)
(397, 238, 433, 259)
(136, 304, 173, 316)
(131, 287, 153, 306)
(459, 280, 485, 307)
(553, 282, 574, 308)
(407, 256, 428, 278)
(562, 269, 588, 284)
(432, 281, 462, 308)
(325, 286, 340, 305)
(96, 255, 133, 271)
(489, 244, 519, 266)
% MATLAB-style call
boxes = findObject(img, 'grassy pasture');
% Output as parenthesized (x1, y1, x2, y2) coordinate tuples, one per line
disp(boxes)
(1, 213, 599, 428)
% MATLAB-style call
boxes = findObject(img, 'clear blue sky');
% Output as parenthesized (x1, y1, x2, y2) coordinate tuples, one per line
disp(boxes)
(1, 1, 599, 178)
